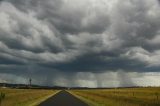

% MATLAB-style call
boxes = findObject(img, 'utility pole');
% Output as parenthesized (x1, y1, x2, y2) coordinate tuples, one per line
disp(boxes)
(29, 78, 32, 87)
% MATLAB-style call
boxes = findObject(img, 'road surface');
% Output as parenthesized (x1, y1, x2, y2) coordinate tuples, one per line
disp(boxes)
(39, 90, 89, 106)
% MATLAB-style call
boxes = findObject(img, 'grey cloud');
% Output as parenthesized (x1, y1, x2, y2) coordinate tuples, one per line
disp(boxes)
(0, 0, 160, 87)
(0, 6, 63, 54)
(109, 0, 160, 48)
(10, 0, 110, 34)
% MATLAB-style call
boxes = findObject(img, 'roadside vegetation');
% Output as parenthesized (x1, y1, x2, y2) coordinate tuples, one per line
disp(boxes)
(69, 87, 160, 106)
(0, 88, 58, 106)
(0, 92, 5, 106)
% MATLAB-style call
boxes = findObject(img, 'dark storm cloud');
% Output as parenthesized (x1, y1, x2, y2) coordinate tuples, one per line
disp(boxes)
(0, 56, 24, 65)
(0, 0, 160, 87)
(41, 51, 149, 72)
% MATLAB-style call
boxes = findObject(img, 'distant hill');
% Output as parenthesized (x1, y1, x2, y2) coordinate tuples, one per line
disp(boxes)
(0, 83, 67, 89)
(1, 83, 157, 89)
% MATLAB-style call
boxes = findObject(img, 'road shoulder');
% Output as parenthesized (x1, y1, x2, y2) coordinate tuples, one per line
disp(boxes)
(30, 90, 60, 106)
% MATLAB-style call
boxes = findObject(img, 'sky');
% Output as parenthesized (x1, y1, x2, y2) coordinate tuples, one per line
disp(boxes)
(0, 0, 160, 87)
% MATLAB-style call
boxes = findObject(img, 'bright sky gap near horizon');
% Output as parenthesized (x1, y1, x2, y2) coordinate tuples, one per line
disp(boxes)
(0, 0, 160, 87)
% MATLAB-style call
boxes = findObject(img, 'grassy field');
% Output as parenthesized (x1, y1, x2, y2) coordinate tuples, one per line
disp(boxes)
(0, 88, 58, 106)
(69, 87, 160, 106)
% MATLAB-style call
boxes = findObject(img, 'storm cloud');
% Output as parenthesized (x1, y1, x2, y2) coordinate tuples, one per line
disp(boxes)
(0, 0, 160, 87)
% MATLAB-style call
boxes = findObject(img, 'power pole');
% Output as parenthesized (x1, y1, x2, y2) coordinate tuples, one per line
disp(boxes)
(29, 78, 32, 87)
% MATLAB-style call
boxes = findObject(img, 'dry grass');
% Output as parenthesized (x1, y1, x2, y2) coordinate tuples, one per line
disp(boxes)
(0, 88, 58, 106)
(69, 87, 160, 106)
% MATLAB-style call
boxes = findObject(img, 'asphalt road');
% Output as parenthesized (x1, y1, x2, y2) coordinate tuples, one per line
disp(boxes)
(38, 90, 89, 106)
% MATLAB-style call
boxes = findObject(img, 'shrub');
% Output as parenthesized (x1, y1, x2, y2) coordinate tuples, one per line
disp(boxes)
(0, 92, 5, 106)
